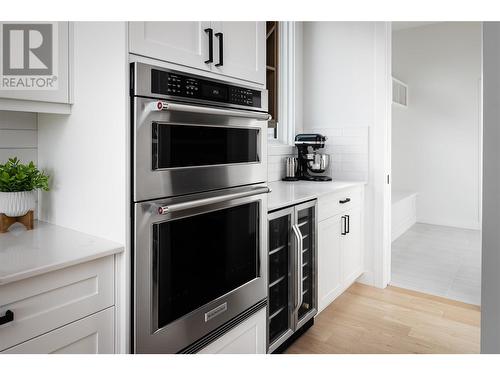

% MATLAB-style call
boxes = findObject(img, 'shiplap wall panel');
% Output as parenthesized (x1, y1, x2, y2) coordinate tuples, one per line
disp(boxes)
(0, 111, 37, 164)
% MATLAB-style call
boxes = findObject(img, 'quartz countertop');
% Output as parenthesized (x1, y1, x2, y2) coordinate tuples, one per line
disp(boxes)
(0, 221, 124, 286)
(268, 180, 366, 211)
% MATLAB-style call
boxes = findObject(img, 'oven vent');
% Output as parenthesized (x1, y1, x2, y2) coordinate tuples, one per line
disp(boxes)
(392, 77, 408, 107)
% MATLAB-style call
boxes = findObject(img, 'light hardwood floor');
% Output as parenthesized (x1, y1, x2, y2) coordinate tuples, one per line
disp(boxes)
(285, 283, 480, 354)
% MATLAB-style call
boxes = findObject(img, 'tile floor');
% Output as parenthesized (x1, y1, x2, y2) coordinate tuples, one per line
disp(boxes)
(391, 223, 481, 305)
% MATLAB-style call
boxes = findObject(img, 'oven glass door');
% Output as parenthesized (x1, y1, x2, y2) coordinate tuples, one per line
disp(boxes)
(153, 201, 260, 329)
(153, 123, 259, 169)
(134, 97, 268, 201)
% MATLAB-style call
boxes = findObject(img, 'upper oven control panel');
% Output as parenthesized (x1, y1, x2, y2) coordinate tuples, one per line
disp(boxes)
(150, 69, 262, 108)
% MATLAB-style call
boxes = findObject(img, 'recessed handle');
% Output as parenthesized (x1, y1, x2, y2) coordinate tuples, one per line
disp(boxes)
(0, 310, 14, 325)
(215, 32, 223, 67)
(339, 198, 351, 204)
(346, 215, 350, 234)
(204, 28, 213, 64)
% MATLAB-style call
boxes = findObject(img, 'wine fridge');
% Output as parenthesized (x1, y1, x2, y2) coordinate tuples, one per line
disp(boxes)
(267, 200, 317, 353)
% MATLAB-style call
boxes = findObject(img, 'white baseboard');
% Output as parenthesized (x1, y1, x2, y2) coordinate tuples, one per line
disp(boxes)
(417, 218, 481, 231)
(357, 271, 375, 287)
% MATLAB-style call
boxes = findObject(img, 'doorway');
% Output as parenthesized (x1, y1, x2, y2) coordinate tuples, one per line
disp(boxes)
(389, 22, 483, 306)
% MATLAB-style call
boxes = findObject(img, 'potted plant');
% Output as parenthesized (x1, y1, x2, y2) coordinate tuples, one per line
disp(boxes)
(0, 157, 49, 217)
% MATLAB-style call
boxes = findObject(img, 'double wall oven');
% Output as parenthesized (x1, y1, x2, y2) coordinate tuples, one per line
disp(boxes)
(131, 62, 271, 353)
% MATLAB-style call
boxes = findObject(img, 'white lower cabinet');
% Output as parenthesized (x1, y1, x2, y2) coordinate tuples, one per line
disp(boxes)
(318, 215, 343, 312)
(0, 256, 116, 354)
(3, 307, 114, 354)
(317, 187, 364, 313)
(342, 207, 363, 285)
(198, 307, 266, 354)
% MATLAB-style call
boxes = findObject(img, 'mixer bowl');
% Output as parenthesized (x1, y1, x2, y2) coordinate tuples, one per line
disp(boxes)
(306, 153, 329, 173)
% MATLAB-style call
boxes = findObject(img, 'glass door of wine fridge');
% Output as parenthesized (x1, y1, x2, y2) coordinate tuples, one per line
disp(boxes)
(267, 207, 294, 353)
(267, 200, 317, 353)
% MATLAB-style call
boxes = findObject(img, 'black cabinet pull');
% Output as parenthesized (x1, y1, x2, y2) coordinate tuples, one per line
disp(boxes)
(341, 216, 346, 235)
(346, 215, 350, 234)
(204, 28, 213, 64)
(215, 32, 223, 67)
(0, 310, 14, 325)
(339, 198, 351, 204)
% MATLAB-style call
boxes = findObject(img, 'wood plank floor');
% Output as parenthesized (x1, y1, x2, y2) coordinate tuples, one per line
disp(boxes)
(285, 283, 480, 354)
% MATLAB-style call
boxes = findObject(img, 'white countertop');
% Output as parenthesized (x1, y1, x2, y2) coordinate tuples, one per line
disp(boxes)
(0, 221, 124, 286)
(268, 180, 366, 211)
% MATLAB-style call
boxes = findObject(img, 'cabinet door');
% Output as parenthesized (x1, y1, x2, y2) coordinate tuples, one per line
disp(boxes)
(2, 307, 114, 354)
(342, 208, 363, 285)
(211, 22, 265, 85)
(0, 22, 70, 104)
(318, 215, 343, 313)
(198, 307, 266, 354)
(129, 22, 212, 72)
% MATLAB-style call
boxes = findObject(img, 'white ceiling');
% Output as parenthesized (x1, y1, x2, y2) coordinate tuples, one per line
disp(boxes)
(392, 22, 439, 32)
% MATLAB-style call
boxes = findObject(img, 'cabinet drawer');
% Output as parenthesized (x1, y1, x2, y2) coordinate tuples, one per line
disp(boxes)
(318, 187, 363, 222)
(198, 307, 266, 354)
(2, 307, 114, 354)
(0, 256, 114, 351)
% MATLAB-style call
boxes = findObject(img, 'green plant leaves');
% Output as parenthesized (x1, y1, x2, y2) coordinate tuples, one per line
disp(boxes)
(0, 157, 50, 192)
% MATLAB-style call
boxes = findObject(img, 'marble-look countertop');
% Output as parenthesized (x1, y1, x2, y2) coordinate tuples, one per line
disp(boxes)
(268, 180, 366, 211)
(0, 221, 124, 286)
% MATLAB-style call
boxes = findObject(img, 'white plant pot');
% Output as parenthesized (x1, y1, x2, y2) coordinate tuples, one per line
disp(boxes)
(0, 191, 36, 217)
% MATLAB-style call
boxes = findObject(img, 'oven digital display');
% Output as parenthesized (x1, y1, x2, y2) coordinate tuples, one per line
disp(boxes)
(202, 84, 228, 101)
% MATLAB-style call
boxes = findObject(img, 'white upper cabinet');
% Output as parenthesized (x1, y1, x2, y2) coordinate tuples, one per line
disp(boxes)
(0, 22, 72, 112)
(129, 21, 265, 85)
(211, 22, 265, 85)
(129, 22, 212, 73)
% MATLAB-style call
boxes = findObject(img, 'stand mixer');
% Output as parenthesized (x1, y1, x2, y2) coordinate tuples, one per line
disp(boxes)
(284, 134, 332, 182)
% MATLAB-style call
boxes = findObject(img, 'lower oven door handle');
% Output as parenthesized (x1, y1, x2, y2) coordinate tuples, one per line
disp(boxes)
(152, 101, 272, 121)
(156, 186, 271, 215)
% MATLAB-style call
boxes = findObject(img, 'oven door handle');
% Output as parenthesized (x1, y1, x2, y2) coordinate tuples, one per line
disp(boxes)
(151, 101, 272, 121)
(156, 186, 271, 215)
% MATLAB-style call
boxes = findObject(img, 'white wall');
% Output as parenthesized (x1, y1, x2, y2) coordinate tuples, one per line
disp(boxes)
(37, 22, 130, 354)
(392, 22, 482, 230)
(302, 22, 391, 287)
(37, 22, 128, 244)
(481, 22, 500, 354)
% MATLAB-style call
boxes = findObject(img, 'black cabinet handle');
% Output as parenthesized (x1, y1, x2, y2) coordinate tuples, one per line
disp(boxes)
(341, 216, 346, 235)
(346, 215, 350, 234)
(339, 198, 351, 204)
(215, 32, 223, 67)
(204, 28, 213, 64)
(0, 310, 14, 325)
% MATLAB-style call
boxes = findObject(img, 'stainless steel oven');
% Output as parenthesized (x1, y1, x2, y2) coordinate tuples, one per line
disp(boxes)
(131, 62, 271, 353)
(134, 185, 268, 353)
(132, 62, 269, 202)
